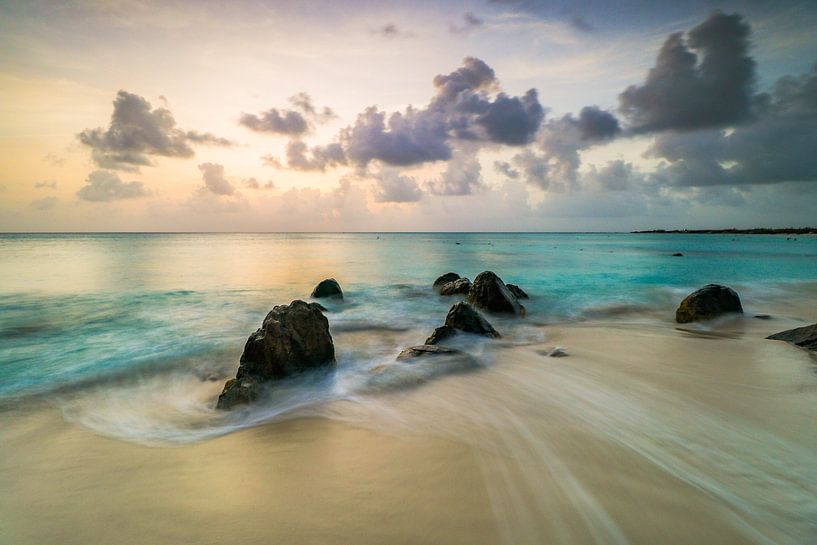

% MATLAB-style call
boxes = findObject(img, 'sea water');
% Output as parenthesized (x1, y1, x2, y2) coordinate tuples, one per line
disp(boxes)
(1, 232, 816, 407)
(2, 232, 817, 544)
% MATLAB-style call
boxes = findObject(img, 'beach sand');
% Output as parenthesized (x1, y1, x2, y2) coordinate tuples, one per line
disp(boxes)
(1, 310, 816, 545)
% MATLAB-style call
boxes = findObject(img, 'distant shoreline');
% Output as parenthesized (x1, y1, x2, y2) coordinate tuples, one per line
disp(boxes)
(632, 228, 817, 235)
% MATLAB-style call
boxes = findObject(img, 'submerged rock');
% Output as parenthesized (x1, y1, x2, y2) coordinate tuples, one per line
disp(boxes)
(675, 284, 743, 323)
(397, 344, 465, 360)
(439, 277, 471, 296)
(311, 278, 343, 299)
(468, 271, 525, 315)
(767, 323, 817, 351)
(217, 300, 335, 409)
(506, 284, 529, 299)
(433, 272, 461, 292)
(216, 376, 260, 409)
(426, 302, 500, 344)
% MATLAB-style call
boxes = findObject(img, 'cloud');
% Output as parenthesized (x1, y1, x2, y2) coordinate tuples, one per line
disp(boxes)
(584, 161, 643, 191)
(198, 162, 235, 195)
(79, 91, 232, 171)
(373, 23, 413, 39)
(450, 12, 484, 34)
(243, 177, 274, 190)
(240, 93, 336, 136)
(285, 140, 347, 171)
(239, 109, 308, 136)
(569, 15, 594, 32)
(339, 57, 543, 168)
(34, 180, 57, 189)
(43, 153, 66, 167)
(76, 170, 151, 201)
(508, 106, 619, 190)
(371, 169, 423, 203)
(619, 11, 755, 133)
(646, 63, 817, 187)
(426, 152, 483, 195)
(30, 196, 59, 210)
(494, 160, 519, 179)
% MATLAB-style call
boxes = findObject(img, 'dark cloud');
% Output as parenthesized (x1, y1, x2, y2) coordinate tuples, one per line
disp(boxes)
(342, 106, 453, 167)
(198, 162, 235, 195)
(79, 91, 232, 172)
(619, 11, 755, 133)
(450, 12, 484, 34)
(339, 57, 543, 168)
(475, 90, 545, 145)
(647, 63, 817, 187)
(373, 23, 413, 39)
(285, 140, 347, 172)
(495, 160, 519, 179)
(371, 170, 423, 203)
(240, 93, 336, 136)
(574, 106, 620, 141)
(570, 15, 594, 32)
(30, 196, 58, 210)
(239, 109, 309, 136)
(34, 180, 57, 189)
(76, 170, 151, 201)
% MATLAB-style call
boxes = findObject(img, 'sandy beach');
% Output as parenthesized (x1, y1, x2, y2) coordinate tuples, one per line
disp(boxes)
(3, 302, 816, 545)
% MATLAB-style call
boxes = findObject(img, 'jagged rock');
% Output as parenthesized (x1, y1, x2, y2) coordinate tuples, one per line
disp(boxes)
(767, 323, 817, 351)
(468, 271, 525, 315)
(217, 300, 335, 409)
(216, 376, 260, 409)
(397, 345, 465, 360)
(426, 302, 500, 344)
(439, 277, 471, 296)
(675, 284, 743, 323)
(506, 284, 529, 299)
(311, 278, 343, 299)
(433, 272, 461, 292)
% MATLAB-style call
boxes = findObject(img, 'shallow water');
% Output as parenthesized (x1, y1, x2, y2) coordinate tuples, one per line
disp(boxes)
(1, 233, 816, 544)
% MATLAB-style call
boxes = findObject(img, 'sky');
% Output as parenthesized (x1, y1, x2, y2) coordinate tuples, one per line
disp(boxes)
(1, 0, 816, 232)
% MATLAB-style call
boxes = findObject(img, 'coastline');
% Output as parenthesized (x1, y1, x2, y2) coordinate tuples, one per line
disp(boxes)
(632, 228, 817, 235)
(2, 303, 816, 545)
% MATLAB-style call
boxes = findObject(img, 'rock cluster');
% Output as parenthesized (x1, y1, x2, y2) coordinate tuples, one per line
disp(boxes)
(467, 271, 526, 316)
(425, 301, 500, 345)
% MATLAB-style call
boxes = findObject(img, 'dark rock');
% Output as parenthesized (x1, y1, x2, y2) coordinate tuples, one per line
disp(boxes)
(433, 272, 461, 292)
(506, 284, 529, 299)
(397, 345, 465, 360)
(675, 284, 743, 323)
(467, 271, 525, 315)
(426, 302, 500, 344)
(767, 323, 817, 351)
(311, 278, 343, 299)
(217, 376, 261, 409)
(754, 314, 772, 320)
(217, 300, 335, 409)
(425, 325, 456, 345)
(672, 252, 684, 257)
(439, 277, 471, 296)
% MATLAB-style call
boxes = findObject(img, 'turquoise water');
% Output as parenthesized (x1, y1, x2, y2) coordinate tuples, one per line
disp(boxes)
(1, 232, 816, 404)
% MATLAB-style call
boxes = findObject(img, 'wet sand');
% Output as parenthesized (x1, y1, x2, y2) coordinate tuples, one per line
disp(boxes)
(2, 311, 816, 545)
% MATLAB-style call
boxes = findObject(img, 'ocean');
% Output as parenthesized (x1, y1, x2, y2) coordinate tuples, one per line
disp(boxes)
(1, 232, 817, 544)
